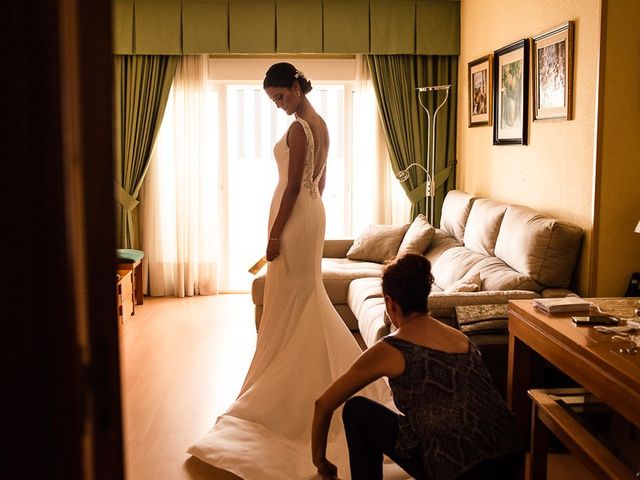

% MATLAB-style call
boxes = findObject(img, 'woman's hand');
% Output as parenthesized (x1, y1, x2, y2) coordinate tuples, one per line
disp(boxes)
(266, 237, 280, 261)
(315, 458, 338, 479)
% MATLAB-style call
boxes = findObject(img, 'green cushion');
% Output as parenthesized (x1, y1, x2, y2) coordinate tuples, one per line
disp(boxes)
(116, 248, 144, 263)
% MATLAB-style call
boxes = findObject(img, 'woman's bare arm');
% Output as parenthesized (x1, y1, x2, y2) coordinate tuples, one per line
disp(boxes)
(311, 341, 404, 475)
(266, 121, 307, 261)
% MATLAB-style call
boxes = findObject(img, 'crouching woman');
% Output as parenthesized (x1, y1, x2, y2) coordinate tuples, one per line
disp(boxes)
(311, 253, 523, 480)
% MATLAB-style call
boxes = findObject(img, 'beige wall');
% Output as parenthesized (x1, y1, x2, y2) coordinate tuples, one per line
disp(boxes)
(593, 0, 640, 295)
(457, 0, 601, 295)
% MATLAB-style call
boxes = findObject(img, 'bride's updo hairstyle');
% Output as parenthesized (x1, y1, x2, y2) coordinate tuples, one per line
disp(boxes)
(263, 62, 313, 94)
(382, 254, 433, 315)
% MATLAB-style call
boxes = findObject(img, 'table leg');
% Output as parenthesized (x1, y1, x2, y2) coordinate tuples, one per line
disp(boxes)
(530, 402, 549, 480)
(508, 333, 544, 446)
(133, 261, 143, 305)
(508, 333, 531, 441)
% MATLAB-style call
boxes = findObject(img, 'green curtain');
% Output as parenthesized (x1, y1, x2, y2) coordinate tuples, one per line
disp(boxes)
(114, 55, 177, 248)
(367, 55, 457, 223)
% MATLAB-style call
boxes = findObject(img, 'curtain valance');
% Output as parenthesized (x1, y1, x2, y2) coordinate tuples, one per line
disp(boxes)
(113, 0, 459, 55)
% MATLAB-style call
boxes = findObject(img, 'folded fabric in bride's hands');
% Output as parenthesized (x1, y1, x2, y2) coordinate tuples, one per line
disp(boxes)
(248, 256, 268, 275)
(533, 296, 592, 313)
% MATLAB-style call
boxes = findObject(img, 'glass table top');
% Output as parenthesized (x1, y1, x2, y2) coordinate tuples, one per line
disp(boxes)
(549, 390, 640, 475)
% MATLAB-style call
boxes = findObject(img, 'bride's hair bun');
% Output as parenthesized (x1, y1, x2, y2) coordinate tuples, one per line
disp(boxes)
(263, 62, 313, 94)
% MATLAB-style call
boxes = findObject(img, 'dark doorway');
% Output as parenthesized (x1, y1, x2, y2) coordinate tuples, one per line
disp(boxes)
(4, 1, 124, 479)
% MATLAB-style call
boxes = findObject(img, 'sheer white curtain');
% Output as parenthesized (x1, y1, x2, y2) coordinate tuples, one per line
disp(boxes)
(351, 55, 410, 236)
(141, 55, 220, 297)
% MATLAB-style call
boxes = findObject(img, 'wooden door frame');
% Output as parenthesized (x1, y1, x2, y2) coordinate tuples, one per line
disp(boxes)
(4, 1, 124, 478)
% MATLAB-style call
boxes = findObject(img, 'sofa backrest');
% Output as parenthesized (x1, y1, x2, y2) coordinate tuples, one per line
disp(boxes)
(439, 190, 478, 242)
(437, 190, 584, 290)
(494, 205, 583, 288)
(463, 198, 508, 256)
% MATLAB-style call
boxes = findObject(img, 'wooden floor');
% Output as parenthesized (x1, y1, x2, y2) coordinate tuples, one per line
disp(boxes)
(120, 295, 599, 480)
(120, 294, 253, 480)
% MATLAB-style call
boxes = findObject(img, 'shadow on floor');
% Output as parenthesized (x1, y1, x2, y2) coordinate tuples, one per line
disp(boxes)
(184, 456, 242, 480)
(184, 455, 411, 480)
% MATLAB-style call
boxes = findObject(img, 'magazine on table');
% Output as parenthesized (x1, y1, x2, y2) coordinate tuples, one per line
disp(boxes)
(532, 296, 592, 313)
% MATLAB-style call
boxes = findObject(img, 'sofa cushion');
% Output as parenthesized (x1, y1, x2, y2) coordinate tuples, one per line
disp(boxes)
(463, 198, 507, 256)
(398, 214, 435, 255)
(322, 239, 355, 258)
(494, 205, 583, 288)
(357, 297, 388, 347)
(321, 259, 384, 301)
(352, 282, 539, 348)
(116, 248, 144, 263)
(423, 229, 463, 266)
(439, 190, 478, 242)
(445, 271, 482, 293)
(431, 246, 487, 290)
(428, 290, 539, 320)
(252, 258, 383, 306)
(348, 276, 383, 320)
(347, 224, 409, 263)
(465, 257, 543, 292)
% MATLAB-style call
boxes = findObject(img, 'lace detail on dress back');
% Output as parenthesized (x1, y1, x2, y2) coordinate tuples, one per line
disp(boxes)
(297, 118, 324, 199)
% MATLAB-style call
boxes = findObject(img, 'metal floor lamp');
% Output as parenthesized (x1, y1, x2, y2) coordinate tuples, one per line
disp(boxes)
(395, 85, 451, 225)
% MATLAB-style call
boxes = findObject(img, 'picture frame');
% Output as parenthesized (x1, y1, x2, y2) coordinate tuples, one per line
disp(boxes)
(532, 21, 574, 121)
(493, 38, 529, 145)
(468, 55, 493, 127)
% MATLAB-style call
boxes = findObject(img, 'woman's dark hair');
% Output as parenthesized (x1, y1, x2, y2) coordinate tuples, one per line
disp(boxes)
(381, 253, 433, 315)
(263, 62, 312, 94)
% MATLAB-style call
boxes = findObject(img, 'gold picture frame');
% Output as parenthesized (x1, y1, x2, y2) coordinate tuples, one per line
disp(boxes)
(532, 21, 575, 121)
(468, 54, 492, 127)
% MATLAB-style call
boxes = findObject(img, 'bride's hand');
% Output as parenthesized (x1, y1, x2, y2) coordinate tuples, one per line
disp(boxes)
(266, 237, 280, 261)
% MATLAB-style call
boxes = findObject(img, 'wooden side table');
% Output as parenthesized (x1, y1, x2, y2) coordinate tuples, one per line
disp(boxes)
(117, 258, 143, 306)
(116, 270, 134, 324)
(507, 298, 640, 479)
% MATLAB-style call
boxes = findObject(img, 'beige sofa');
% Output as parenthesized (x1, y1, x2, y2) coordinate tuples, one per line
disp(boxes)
(251, 190, 583, 346)
(251, 239, 383, 330)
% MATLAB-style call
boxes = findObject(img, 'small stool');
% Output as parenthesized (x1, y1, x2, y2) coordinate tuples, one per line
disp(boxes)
(116, 249, 144, 306)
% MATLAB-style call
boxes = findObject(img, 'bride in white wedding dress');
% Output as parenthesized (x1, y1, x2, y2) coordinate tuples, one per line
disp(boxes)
(188, 63, 389, 480)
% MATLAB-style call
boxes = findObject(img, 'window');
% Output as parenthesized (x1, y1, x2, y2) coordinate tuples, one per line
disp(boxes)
(144, 56, 410, 294)
(210, 58, 370, 291)
(220, 82, 353, 290)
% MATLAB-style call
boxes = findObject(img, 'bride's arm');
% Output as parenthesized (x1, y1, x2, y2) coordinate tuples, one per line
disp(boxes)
(266, 121, 307, 261)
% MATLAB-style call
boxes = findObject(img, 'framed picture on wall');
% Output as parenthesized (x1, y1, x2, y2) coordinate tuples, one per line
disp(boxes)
(532, 21, 575, 121)
(493, 39, 529, 145)
(468, 55, 493, 127)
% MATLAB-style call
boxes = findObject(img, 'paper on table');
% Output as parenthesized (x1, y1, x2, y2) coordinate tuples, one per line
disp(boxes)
(532, 297, 592, 313)
(594, 321, 640, 334)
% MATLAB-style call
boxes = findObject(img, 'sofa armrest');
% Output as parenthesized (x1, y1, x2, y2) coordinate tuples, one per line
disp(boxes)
(323, 239, 354, 258)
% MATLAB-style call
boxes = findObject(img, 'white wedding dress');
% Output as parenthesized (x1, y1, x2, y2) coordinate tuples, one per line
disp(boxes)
(188, 118, 390, 479)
